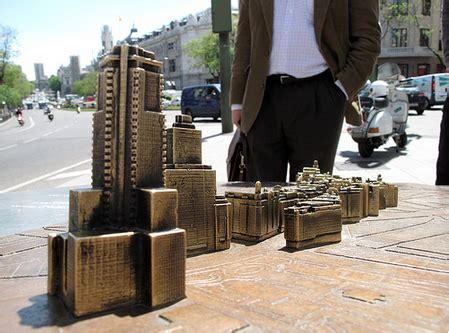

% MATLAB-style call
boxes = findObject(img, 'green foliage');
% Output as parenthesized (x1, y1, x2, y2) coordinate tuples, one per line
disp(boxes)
(0, 63, 33, 107)
(0, 25, 18, 85)
(0, 85, 21, 108)
(186, 33, 221, 78)
(48, 75, 61, 93)
(185, 16, 237, 79)
(0, 25, 32, 108)
(73, 71, 98, 97)
(379, 0, 413, 40)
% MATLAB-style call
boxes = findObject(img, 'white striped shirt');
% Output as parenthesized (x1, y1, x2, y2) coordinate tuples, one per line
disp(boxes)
(268, 0, 328, 78)
(231, 0, 347, 111)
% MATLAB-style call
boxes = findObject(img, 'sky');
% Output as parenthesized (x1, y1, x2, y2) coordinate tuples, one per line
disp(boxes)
(1, 0, 239, 81)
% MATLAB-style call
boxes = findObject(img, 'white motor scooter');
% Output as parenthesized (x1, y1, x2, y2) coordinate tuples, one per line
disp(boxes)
(349, 79, 409, 158)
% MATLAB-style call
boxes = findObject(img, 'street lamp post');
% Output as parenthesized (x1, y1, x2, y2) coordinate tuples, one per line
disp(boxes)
(164, 57, 171, 90)
(211, 0, 233, 134)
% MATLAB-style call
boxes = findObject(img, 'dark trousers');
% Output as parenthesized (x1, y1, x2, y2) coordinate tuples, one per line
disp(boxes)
(436, 97, 449, 185)
(246, 70, 346, 182)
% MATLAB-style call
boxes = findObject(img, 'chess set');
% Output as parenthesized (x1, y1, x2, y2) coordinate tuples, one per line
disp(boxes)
(48, 45, 398, 317)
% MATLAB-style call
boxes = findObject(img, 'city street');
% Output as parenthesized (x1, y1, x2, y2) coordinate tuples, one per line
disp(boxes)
(0, 106, 445, 235)
(1, 106, 449, 332)
(0, 108, 92, 192)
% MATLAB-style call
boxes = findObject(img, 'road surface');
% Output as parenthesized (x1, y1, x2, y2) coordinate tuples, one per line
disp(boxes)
(0, 106, 444, 235)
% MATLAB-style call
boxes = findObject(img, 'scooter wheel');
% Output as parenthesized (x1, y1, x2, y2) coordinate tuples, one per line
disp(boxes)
(358, 141, 374, 158)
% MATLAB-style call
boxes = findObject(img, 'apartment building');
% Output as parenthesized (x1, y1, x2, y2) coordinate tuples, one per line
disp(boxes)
(138, 9, 213, 90)
(378, 0, 444, 77)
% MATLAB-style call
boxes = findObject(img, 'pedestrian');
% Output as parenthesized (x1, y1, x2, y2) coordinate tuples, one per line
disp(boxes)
(230, 0, 381, 182)
(436, 0, 449, 185)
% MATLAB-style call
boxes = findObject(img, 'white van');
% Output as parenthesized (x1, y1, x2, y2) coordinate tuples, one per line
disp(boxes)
(409, 73, 449, 107)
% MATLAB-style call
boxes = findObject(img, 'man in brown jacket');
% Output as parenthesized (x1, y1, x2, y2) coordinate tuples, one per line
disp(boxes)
(230, 0, 381, 181)
(437, 0, 449, 185)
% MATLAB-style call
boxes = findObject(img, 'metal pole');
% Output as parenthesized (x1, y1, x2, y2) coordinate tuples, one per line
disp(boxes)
(219, 32, 233, 133)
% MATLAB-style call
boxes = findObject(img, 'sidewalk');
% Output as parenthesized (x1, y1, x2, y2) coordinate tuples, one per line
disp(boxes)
(1, 116, 449, 331)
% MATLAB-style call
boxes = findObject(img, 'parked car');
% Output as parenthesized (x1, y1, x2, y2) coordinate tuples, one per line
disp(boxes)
(396, 82, 428, 115)
(407, 73, 449, 108)
(170, 97, 181, 106)
(162, 99, 171, 108)
(181, 84, 221, 121)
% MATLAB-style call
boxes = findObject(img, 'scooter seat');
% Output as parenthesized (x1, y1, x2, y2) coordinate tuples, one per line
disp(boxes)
(373, 97, 388, 109)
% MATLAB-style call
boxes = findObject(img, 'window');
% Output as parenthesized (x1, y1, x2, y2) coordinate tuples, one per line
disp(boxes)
(436, 63, 446, 73)
(392, 28, 408, 47)
(422, 0, 431, 15)
(439, 30, 443, 51)
(169, 59, 176, 72)
(398, 64, 409, 77)
(393, 0, 408, 15)
(193, 88, 205, 98)
(420, 29, 430, 47)
(417, 63, 430, 76)
(168, 42, 176, 50)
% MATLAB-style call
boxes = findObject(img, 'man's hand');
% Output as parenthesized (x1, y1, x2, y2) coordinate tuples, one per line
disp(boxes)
(232, 109, 242, 129)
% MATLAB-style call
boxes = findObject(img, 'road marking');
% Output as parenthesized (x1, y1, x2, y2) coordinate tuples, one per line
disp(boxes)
(58, 173, 92, 188)
(19, 116, 35, 132)
(47, 169, 90, 180)
(0, 159, 92, 193)
(42, 131, 54, 137)
(0, 144, 18, 151)
(0, 117, 13, 127)
(23, 138, 38, 144)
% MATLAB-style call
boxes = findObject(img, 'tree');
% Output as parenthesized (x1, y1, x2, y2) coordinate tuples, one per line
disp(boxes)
(73, 71, 98, 97)
(185, 33, 221, 80)
(0, 25, 18, 85)
(185, 16, 237, 80)
(48, 75, 61, 94)
(0, 63, 33, 107)
(0, 26, 32, 108)
(379, 0, 410, 41)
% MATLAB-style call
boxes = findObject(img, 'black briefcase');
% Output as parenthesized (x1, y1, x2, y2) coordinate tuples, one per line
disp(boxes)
(226, 129, 247, 181)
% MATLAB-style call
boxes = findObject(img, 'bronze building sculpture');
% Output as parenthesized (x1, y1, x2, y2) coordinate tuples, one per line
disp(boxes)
(164, 115, 232, 255)
(225, 161, 398, 249)
(46, 43, 399, 317)
(48, 45, 186, 317)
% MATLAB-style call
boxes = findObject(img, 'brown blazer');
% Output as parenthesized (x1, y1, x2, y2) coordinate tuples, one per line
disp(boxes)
(230, 0, 381, 134)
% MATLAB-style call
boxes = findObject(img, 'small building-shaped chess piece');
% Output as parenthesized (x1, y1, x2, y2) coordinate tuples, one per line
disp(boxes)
(284, 195, 342, 249)
(164, 115, 231, 255)
(225, 182, 299, 242)
(48, 45, 186, 317)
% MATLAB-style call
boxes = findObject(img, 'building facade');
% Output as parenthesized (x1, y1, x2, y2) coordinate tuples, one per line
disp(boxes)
(69, 56, 81, 83)
(378, 0, 444, 77)
(34, 63, 48, 91)
(57, 56, 82, 96)
(138, 9, 213, 90)
(101, 25, 114, 54)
